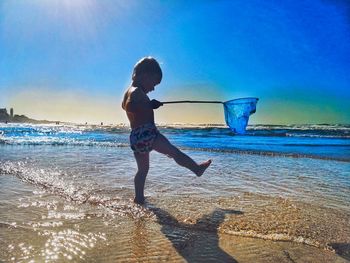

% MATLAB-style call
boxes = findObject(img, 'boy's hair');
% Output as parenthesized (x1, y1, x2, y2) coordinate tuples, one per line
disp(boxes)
(132, 57, 162, 83)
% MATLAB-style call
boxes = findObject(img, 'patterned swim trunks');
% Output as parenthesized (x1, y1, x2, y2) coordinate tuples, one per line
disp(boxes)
(130, 123, 159, 154)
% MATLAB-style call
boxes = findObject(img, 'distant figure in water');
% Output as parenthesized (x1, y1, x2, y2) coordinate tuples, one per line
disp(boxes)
(122, 57, 211, 204)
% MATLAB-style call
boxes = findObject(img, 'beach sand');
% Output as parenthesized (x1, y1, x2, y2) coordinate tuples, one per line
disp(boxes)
(1, 175, 349, 263)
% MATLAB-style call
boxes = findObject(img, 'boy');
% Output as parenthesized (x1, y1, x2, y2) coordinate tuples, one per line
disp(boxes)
(122, 57, 211, 204)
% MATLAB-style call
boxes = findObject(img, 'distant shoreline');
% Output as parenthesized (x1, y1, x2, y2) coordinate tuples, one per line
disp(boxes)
(0, 107, 59, 124)
(1, 108, 349, 127)
(0, 116, 58, 125)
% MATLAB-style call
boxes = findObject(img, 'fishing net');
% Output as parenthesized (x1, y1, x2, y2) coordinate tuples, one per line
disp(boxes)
(162, 97, 259, 134)
(223, 98, 258, 134)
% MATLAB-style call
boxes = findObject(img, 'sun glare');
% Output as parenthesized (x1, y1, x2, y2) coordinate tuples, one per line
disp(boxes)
(2, 0, 136, 45)
(31, 0, 133, 41)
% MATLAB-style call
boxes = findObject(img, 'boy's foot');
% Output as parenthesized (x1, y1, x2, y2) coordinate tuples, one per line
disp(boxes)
(196, 159, 212, 177)
(134, 197, 145, 205)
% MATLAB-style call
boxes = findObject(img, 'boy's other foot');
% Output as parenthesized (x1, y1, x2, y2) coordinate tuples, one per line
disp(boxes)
(134, 197, 145, 205)
(196, 159, 212, 177)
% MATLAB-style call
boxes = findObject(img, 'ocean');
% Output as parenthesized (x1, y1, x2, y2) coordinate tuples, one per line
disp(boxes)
(0, 123, 349, 262)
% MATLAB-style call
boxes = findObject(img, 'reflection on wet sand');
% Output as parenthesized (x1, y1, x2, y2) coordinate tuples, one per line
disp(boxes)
(132, 220, 150, 261)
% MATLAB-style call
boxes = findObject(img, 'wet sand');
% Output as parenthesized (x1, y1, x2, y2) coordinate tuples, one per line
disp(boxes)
(1, 175, 349, 262)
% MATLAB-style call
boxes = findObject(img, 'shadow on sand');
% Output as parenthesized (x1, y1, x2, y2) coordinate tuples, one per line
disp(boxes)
(147, 204, 243, 262)
(329, 243, 350, 261)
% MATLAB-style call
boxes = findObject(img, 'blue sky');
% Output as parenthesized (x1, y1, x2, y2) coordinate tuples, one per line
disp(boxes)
(0, 0, 349, 124)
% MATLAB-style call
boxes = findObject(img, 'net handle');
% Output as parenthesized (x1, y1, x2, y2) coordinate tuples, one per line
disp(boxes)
(162, 98, 259, 105)
(162, 100, 223, 104)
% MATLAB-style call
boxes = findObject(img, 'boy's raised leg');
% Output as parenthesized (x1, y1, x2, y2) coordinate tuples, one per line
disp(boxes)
(153, 133, 211, 176)
(196, 159, 212, 177)
(134, 152, 149, 204)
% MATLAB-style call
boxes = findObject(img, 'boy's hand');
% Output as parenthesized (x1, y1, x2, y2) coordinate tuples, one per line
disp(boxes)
(150, 99, 163, 109)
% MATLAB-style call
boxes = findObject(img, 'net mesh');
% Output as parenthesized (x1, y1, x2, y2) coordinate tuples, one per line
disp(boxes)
(223, 98, 258, 134)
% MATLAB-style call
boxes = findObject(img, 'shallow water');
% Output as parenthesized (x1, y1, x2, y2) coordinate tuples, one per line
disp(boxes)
(1, 124, 349, 262)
